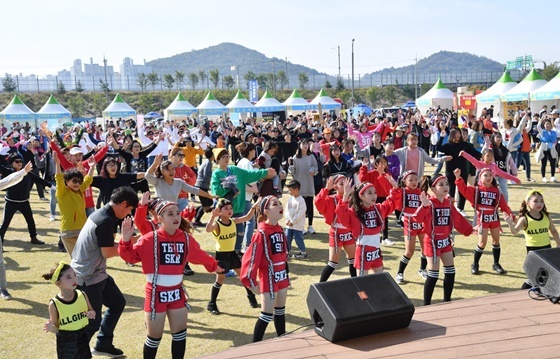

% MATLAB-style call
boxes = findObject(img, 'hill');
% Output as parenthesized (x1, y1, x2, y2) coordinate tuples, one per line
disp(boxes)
(147, 42, 322, 77)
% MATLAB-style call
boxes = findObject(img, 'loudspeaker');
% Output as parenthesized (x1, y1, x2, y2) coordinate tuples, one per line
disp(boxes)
(523, 247, 560, 298)
(306, 272, 415, 343)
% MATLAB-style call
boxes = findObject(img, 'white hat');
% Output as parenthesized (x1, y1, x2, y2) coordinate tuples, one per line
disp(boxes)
(70, 147, 85, 155)
(551, 109, 559, 115)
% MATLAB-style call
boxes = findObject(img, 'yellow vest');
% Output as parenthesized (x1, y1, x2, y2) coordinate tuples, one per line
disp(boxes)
(212, 219, 237, 252)
(52, 290, 89, 331)
(523, 213, 551, 247)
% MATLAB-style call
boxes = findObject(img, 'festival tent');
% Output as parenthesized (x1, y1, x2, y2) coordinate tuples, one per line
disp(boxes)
(36, 95, 72, 131)
(500, 69, 547, 120)
(227, 91, 255, 113)
(310, 88, 342, 110)
(530, 71, 560, 110)
(416, 78, 454, 114)
(254, 90, 286, 112)
(283, 89, 315, 113)
(0, 95, 36, 129)
(352, 104, 372, 116)
(196, 92, 227, 116)
(164, 93, 197, 121)
(475, 71, 518, 118)
(102, 93, 136, 122)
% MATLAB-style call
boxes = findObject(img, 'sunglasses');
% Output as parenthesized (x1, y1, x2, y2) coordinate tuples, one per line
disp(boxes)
(13, 160, 22, 164)
(70, 178, 83, 185)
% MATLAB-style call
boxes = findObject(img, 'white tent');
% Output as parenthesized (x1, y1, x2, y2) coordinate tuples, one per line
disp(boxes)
(196, 92, 227, 116)
(37, 95, 71, 131)
(283, 89, 315, 113)
(501, 69, 547, 103)
(102, 93, 136, 122)
(164, 92, 197, 121)
(310, 88, 342, 111)
(475, 72, 517, 117)
(226, 90, 255, 113)
(0, 94, 35, 129)
(416, 78, 454, 114)
(530, 71, 560, 110)
(254, 90, 285, 112)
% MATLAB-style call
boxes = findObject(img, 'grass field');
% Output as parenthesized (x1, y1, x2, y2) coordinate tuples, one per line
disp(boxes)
(0, 173, 557, 358)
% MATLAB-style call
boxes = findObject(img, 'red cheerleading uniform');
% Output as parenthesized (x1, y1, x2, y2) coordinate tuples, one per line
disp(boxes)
(315, 189, 355, 251)
(134, 204, 197, 236)
(358, 167, 392, 198)
(335, 189, 401, 274)
(417, 196, 473, 259)
(455, 178, 512, 229)
(119, 228, 218, 314)
(394, 187, 424, 236)
(241, 222, 289, 297)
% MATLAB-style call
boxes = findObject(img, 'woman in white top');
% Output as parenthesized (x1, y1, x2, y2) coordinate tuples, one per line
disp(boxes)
(235, 142, 259, 251)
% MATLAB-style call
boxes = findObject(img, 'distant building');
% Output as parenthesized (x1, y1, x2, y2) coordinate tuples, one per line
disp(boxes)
(119, 57, 152, 90)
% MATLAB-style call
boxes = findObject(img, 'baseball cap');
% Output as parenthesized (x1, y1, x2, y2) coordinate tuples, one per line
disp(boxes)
(70, 147, 85, 155)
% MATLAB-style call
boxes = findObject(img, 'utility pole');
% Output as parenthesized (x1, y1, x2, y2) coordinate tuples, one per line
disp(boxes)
(285, 57, 289, 88)
(414, 54, 418, 99)
(103, 55, 109, 104)
(337, 45, 341, 80)
(351, 39, 355, 108)
(272, 60, 276, 95)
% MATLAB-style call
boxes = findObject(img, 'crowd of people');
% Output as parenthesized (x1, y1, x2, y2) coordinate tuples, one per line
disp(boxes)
(0, 103, 559, 358)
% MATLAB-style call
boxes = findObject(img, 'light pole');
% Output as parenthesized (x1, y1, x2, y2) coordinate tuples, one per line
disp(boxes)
(351, 39, 355, 108)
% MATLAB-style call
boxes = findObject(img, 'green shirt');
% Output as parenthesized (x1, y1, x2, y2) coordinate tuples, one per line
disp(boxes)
(211, 166, 268, 214)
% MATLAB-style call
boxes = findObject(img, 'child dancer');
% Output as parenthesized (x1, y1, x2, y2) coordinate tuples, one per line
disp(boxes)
(395, 171, 428, 284)
(285, 180, 308, 258)
(42, 261, 96, 359)
(241, 195, 289, 342)
(504, 190, 560, 289)
(119, 203, 222, 359)
(417, 175, 474, 305)
(315, 174, 356, 282)
(205, 199, 260, 315)
(454, 168, 513, 275)
(335, 177, 400, 276)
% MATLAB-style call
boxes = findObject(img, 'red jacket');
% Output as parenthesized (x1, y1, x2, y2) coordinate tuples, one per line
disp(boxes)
(417, 195, 473, 240)
(314, 188, 344, 226)
(358, 167, 393, 198)
(118, 228, 217, 275)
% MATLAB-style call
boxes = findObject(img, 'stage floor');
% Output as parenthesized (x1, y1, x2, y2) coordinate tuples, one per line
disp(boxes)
(200, 289, 560, 359)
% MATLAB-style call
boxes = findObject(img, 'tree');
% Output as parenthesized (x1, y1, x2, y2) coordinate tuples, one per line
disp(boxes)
(174, 71, 185, 90)
(223, 75, 234, 89)
(74, 80, 85, 92)
(336, 77, 345, 91)
(277, 70, 288, 90)
(198, 70, 207, 90)
(324, 80, 333, 89)
(137, 73, 148, 92)
(163, 74, 175, 91)
(99, 79, 110, 93)
(366, 87, 383, 108)
(541, 63, 560, 81)
(2, 74, 17, 93)
(57, 81, 66, 95)
(266, 73, 278, 91)
(384, 85, 397, 106)
(209, 69, 220, 89)
(187, 72, 199, 91)
(147, 72, 160, 91)
(298, 73, 309, 90)
(243, 71, 256, 82)
(255, 74, 268, 89)
(91, 93, 107, 116)
(67, 95, 85, 117)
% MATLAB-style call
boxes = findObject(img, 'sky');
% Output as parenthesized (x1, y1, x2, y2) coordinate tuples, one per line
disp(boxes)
(1, 0, 556, 78)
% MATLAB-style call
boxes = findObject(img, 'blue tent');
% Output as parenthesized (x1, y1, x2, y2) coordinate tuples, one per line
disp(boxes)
(352, 104, 372, 116)
(401, 101, 416, 109)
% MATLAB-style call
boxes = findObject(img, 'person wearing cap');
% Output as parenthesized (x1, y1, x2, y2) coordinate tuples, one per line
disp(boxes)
(211, 148, 276, 253)
(110, 136, 158, 194)
(552, 109, 560, 159)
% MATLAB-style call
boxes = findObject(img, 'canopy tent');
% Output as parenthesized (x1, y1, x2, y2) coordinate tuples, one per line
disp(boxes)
(416, 78, 454, 114)
(500, 69, 547, 102)
(352, 104, 372, 116)
(196, 91, 227, 116)
(310, 88, 342, 110)
(401, 101, 416, 109)
(530, 71, 560, 110)
(36, 95, 71, 131)
(144, 111, 162, 119)
(283, 89, 315, 113)
(226, 91, 255, 113)
(164, 93, 197, 121)
(475, 71, 518, 117)
(102, 93, 136, 121)
(254, 90, 286, 112)
(0, 95, 36, 129)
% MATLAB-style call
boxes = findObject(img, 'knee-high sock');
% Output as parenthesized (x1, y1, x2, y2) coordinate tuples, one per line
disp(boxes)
(397, 255, 410, 274)
(443, 265, 456, 302)
(348, 258, 357, 277)
(143, 336, 161, 359)
(171, 329, 187, 359)
(420, 254, 427, 270)
(253, 312, 273, 342)
(320, 261, 338, 282)
(492, 244, 501, 264)
(210, 282, 222, 303)
(423, 270, 439, 305)
(473, 245, 484, 264)
(273, 306, 286, 336)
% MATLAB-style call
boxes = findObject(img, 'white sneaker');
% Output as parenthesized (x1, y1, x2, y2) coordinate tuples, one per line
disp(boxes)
(303, 229, 307, 235)
(49, 215, 55, 222)
(543, 177, 549, 183)
(552, 177, 558, 183)
(418, 269, 428, 280)
(395, 273, 404, 284)
(382, 238, 394, 245)
(307, 226, 316, 234)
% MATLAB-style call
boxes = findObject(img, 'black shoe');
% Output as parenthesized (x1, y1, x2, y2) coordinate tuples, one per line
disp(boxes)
(492, 263, 506, 274)
(273, 188, 283, 196)
(207, 302, 220, 315)
(30, 237, 45, 245)
(91, 346, 124, 357)
(183, 264, 195, 276)
(248, 293, 259, 308)
(471, 263, 480, 275)
(192, 221, 206, 227)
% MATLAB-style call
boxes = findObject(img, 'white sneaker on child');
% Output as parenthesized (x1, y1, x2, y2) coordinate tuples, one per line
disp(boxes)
(307, 226, 316, 234)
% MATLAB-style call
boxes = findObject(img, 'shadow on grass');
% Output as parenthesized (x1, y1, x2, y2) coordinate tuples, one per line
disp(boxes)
(3, 240, 59, 253)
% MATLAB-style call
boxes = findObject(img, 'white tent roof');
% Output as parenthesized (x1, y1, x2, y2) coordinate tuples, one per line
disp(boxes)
(227, 91, 255, 113)
(310, 88, 342, 110)
(37, 95, 71, 119)
(501, 69, 547, 102)
(165, 93, 197, 116)
(283, 89, 315, 110)
(102, 94, 136, 118)
(416, 79, 454, 113)
(476, 72, 518, 103)
(0, 95, 35, 120)
(197, 92, 227, 115)
(254, 90, 285, 111)
(530, 72, 560, 101)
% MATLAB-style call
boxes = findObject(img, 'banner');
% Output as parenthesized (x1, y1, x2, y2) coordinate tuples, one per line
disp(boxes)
(248, 80, 258, 102)
(459, 95, 477, 110)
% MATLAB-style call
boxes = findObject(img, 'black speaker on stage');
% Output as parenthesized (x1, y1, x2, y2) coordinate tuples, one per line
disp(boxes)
(524, 247, 560, 298)
(306, 272, 415, 343)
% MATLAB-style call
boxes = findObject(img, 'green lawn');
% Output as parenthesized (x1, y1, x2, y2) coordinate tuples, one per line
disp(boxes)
(0, 176, 556, 358)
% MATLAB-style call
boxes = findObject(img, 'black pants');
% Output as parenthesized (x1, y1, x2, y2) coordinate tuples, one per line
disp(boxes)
(304, 196, 314, 226)
(541, 150, 556, 177)
(33, 169, 45, 198)
(0, 199, 37, 241)
(447, 172, 467, 211)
